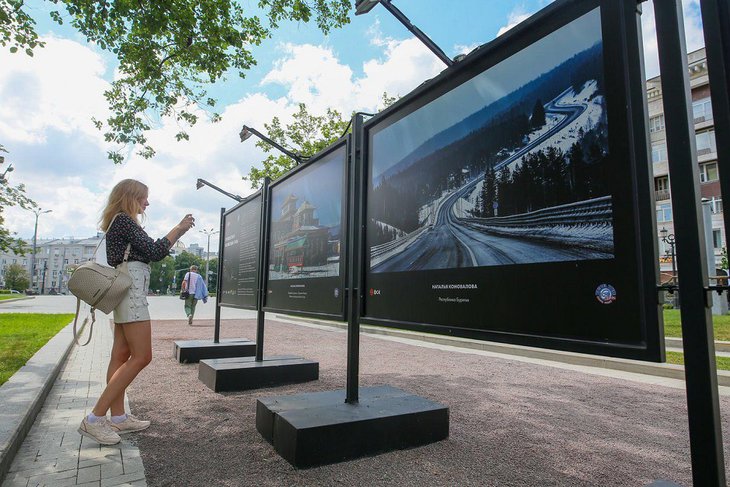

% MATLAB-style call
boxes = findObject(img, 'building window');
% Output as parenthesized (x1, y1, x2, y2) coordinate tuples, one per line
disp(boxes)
(700, 161, 719, 183)
(651, 143, 667, 163)
(709, 196, 723, 214)
(713, 229, 723, 249)
(696, 130, 717, 156)
(649, 115, 665, 133)
(657, 203, 673, 222)
(693, 98, 713, 123)
(654, 176, 670, 201)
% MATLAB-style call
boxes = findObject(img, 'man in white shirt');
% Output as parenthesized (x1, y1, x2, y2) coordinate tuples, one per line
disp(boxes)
(181, 265, 203, 324)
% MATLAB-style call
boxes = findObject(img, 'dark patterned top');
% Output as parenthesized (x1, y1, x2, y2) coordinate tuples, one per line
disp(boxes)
(106, 213, 171, 266)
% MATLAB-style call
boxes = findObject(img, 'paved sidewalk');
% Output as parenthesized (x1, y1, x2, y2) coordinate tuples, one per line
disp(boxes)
(1, 318, 147, 487)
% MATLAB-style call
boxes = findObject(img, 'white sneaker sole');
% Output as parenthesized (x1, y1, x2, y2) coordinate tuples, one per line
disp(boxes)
(113, 423, 151, 435)
(77, 427, 121, 445)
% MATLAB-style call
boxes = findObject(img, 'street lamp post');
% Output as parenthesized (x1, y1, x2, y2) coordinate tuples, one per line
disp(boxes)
(29, 208, 52, 291)
(200, 228, 219, 285)
(660, 227, 678, 307)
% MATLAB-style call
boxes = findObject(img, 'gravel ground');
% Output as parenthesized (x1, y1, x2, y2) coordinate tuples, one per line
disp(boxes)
(126, 318, 730, 487)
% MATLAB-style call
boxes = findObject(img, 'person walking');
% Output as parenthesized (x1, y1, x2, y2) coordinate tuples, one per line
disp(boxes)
(181, 264, 208, 324)
(77, 179, 195, 445)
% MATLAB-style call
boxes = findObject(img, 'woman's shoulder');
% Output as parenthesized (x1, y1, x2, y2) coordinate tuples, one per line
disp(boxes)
(108, 213, 137, 232)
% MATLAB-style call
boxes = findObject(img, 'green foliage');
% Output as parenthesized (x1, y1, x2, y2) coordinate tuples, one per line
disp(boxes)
(663, 308, 730, 341)
(720, 247, 728, 271)
(665, 351, 730, 371)
(0, 313, 74, 385)
(245, 94, 399, 188)
(149, 255, 175, 293)
(4, 263, 29, 291)
(0, 1, 45, 55)
(0, 146, 35, 253)
(244, 103, 350, 188)
(2, 1, 352, 164)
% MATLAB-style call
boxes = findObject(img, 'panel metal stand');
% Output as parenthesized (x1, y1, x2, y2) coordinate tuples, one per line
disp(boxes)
(255, 115, 449, 468)
(653, 2, 726, 486)
(199, 179, 320, 391)
(174, 208, 259, 364)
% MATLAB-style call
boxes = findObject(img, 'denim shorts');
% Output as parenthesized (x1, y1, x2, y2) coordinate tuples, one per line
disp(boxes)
(113, 261, 151, 324)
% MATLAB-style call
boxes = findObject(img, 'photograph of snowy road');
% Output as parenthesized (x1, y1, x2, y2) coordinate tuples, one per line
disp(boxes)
(368, 8, 613, 273)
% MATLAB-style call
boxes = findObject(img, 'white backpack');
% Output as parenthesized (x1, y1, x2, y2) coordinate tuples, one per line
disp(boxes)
(67, 215, 132, 345)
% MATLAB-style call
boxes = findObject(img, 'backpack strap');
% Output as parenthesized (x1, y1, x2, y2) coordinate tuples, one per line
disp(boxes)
(72, 297, 95, 346)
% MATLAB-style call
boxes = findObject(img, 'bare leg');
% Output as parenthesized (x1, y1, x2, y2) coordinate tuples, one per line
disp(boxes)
(92, 320, 152, 417)
(106, 322, 131, 417)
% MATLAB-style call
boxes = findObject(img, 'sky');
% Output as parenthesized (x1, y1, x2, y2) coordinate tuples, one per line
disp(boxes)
(0, 0, 706, 252)
(270, 145, 346, 228)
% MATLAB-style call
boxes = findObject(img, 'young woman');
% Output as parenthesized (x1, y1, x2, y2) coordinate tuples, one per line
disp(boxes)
(78, 179, 195, 445)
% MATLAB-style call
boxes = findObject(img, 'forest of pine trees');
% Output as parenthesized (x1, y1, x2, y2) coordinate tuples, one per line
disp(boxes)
(471, 123, 610, 218)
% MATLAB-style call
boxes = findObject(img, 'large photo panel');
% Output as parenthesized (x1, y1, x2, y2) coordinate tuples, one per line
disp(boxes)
(219, 192, 262, 310)
(264, 140, 348, 319)
(362, 0, 661, 359)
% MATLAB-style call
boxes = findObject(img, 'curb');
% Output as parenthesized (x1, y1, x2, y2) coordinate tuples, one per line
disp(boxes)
(274, 315, 730, 387)
(665, 336, 730, 353)
(0, 297, 34, 304)
(0, 321, 75, 483)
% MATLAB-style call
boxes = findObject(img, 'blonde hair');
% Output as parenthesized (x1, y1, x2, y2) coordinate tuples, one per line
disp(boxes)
(100, 179, 148, 231)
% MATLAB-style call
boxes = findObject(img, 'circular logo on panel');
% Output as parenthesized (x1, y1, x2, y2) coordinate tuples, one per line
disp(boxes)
(595, 284, 617, 304)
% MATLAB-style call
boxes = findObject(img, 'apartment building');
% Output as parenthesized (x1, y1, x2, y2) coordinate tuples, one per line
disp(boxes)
(0, 235, 103, 293)
(647, 47, 723, 275)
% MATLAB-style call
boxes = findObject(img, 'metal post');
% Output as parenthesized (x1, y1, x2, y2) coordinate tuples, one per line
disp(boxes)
(31, 215, 38, 290)
(654, 2, 726, 485)
(214, 208, 225, 344)
(699, 0, 730, 249)
(346, 114, 365, 404)
(255, 179, 271, 362)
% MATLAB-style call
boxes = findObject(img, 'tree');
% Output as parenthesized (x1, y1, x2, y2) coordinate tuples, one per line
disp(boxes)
(530, 98, 546, 129)
(172, 251, 205, 290)
(0, 146, 35, 253)
(206, 257, 218, 293)
(5, 263, 29, 291)
(245, 93, 399, 188)
(1, 1, 352, 163)
(149, 255, 175, 294)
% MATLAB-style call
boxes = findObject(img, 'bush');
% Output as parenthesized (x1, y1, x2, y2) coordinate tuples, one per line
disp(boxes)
(663, 303, 674, 310)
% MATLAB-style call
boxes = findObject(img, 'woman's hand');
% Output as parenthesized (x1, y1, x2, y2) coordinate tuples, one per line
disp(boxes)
(177, 214, 195, 234)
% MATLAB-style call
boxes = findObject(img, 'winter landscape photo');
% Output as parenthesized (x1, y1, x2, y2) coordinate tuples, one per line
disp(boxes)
(268, 147, 345, 280)
(368, 8, 613, 273)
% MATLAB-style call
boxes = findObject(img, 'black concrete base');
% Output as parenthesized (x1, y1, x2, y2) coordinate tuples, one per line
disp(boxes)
(256, 385, 449, 468)
(198, 355, 319, 392)
(173, 339, 256, 363)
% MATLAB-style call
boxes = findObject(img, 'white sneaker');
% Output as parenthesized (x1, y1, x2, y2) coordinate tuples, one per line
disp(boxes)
(110, 414, 151, 434)
(78, 417, 121, 445)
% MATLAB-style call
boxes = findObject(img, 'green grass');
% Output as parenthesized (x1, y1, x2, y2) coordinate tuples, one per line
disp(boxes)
(666, 351, 730, 371)
(663, 309, 730, 341)
(0, 313, 74, 386)
(0, 295, 20, 301)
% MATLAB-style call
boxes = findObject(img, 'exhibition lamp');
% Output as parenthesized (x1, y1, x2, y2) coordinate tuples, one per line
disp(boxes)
(196, 178, 244, 202)
(354, 0, 455, 67)
(239, 124, 307, 165)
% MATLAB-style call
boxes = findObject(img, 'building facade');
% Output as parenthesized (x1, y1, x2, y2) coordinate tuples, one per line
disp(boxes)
(648, 47, 723, 277)
(0, 235, 103, 293)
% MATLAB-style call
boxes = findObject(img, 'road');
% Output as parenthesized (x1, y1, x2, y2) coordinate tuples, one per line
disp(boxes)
(0, 295, 257, 320)
(372, 89, 596, 273)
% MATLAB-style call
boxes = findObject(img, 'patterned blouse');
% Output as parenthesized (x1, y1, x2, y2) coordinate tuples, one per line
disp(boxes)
(106, 213, 171, 267)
